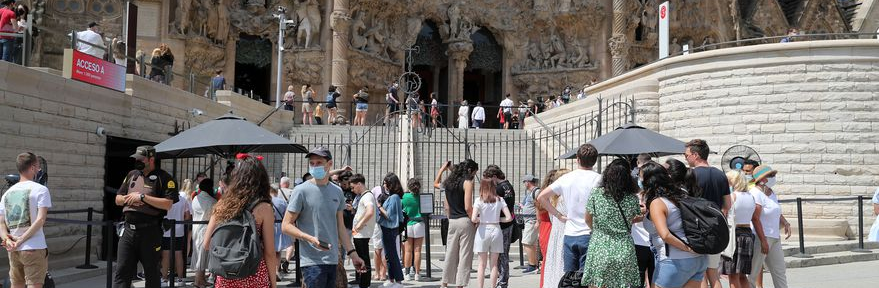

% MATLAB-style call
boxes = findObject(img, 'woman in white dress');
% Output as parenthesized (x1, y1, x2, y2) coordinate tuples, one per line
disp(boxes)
(457, 100, 469, 129)
(868, 187, 879, 242)
(541, 168, 570, 288)
(191, 179, 218, 288)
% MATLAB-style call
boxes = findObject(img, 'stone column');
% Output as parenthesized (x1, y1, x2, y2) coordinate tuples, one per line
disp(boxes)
(330, 0, 351, 99)
(446, 40, 473, 103)
(609, 0, 629, 76)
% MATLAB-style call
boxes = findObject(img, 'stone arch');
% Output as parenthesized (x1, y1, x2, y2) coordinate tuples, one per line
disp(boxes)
(464, 27, 504, 128)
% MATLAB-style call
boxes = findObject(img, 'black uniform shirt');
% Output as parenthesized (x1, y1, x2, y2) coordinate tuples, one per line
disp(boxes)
(117, 169, 179, 223)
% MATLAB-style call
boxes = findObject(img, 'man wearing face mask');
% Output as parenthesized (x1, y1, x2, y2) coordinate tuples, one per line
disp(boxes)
(282, 147, 366, 288)
(742, 160, 760, 190)
(113, 146, 179, 288)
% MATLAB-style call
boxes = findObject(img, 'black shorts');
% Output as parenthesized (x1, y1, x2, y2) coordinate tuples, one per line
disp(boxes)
(326, 103, 337, 109)
(161, 237, 185, 251)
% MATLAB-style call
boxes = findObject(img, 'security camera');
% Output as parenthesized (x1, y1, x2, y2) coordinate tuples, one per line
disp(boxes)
(191, 108, 204, 116)
(96, 126, 106, 137)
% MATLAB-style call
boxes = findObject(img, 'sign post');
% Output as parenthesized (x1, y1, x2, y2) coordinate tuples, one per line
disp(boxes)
(658, 1, 670, 59)
(419, 193, 439, 281)
(62, 49, 127, 92)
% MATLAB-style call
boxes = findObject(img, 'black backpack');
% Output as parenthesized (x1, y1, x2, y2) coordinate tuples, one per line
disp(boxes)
(672, 196, 729, 255)
(208, 200, 266, 279)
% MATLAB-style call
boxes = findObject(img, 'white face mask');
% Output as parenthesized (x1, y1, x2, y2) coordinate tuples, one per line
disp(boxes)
(765, 177, 777, 188)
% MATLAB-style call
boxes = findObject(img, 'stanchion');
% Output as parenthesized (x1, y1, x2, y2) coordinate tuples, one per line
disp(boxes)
(420, 213, 438, 281)
(852, 195, 872, 253)
(169, 219, 177, 288)
(76, 207, 99, 269)
(792, 197, 812, 258)
(293, 239, 302, 287)
(515, 231, 525, 269)
(105, 221, 114, 288)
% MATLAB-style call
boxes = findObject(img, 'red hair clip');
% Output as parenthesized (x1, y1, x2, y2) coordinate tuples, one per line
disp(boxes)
(236, 153, 250, 160)
(256, 155, 264, 161)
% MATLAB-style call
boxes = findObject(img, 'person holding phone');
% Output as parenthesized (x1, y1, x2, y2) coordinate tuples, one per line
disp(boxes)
(283, 147, 366, 288)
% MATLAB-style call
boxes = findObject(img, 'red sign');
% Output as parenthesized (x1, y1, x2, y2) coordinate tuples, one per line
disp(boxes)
(67, 49, 126, 92)
(660, 6, 667, 19)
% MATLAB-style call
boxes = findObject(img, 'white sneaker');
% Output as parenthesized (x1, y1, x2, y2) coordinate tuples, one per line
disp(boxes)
(414, 274, 421, 281)
(393, 283, 405, 288)
(382, 281, 395, 287)
(160, 279, 170, 288)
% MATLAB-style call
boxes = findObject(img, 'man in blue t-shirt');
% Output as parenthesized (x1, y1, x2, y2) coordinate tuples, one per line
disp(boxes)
(283, 147, 365, 288)
(209, 70, 226, 99)
(685, 139, 731, 288)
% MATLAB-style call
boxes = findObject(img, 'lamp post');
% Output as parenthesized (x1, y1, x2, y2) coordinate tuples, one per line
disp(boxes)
(273, 6, 297, 108)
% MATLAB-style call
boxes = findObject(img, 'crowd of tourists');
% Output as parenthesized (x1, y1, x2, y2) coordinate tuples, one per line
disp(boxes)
(1, 137, 860, 288)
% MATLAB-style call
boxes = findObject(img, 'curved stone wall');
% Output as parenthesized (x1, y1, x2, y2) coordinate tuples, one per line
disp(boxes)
(531, 40, 879, 224)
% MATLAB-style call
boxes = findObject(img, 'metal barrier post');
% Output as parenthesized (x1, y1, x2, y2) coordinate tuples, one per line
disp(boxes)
(169, 219, 176, 288)
(294, 239, 302, 286)
(516, 233, 525, 268)
(422, 214, 436, 281)
(105, 221, 113, 288)
(792, 197, 812, 258)
(76, 207, 99, 269)
(189, 73, 195, 94)
(853, 195, 872, 253)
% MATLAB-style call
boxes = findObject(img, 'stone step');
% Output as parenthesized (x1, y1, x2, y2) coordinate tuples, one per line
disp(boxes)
(781, 240, 879, 257)
(785, 250, 879, 268)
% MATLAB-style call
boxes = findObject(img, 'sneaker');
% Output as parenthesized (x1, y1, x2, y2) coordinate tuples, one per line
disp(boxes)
(160, 279, 170, 287)
(414, 274, 421, 282)
(136, 272, 146, 280)
(522, 265, 538, 274)
(383, 281, 395, 287)
(175, 278, 185, 286)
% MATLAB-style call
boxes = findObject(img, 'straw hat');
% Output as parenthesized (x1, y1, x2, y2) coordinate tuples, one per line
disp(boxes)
(751, 165, 777, 183)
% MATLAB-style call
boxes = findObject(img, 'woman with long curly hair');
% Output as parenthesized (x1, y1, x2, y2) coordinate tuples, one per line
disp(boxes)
(580, 159, 641, 288)
(203, 155, 278, 288)
(441, 159, 479, 288)
(539, 168, 570, 288)
(642, 161, 707, 288)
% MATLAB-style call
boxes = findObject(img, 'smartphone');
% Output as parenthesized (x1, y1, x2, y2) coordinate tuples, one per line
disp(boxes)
(317, 240, 331, 250)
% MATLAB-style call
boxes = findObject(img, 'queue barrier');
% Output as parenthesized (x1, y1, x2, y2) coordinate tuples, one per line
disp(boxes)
(777, 196, 872, 258)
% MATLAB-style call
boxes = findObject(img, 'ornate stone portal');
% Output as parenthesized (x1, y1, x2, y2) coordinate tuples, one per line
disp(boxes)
(31, 0, 851, 103)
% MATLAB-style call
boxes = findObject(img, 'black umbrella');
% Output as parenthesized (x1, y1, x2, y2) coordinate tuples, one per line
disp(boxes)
(155, 113, 308, 158)
(558, 123, 685, 159)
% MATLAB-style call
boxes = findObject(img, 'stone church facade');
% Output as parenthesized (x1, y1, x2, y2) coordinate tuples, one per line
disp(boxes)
(31, 0, 850, 116)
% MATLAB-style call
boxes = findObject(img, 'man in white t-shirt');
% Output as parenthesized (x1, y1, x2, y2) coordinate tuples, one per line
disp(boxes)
(349, 174, 375, 288)
(161, 192, 191, 285)
(537, 144, 601, 272)
(75, 22, 106, 59)
(0, 152, 52, 287)
(471, 102, 486, 129)
(498, 94, 515, 129)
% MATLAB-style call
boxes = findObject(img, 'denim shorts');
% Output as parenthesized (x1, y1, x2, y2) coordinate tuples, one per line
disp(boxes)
(302, 264, 337, 288)
(654, 255, 708, 288)
(562, 234, 591, 272)
(356, 103, 368, 111)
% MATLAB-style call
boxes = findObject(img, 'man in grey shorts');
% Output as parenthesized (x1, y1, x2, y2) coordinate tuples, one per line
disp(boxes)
(519, 174, 540, 274)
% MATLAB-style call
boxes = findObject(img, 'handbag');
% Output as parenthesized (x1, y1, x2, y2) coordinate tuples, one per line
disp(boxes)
(558, 271, 586, 288)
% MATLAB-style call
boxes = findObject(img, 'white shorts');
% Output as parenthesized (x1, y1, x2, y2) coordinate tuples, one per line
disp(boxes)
(371, 227, 383, 250)
(474, 224, 504, 253)
(707, 253, 721, 269)
(407, 222, 425, 239)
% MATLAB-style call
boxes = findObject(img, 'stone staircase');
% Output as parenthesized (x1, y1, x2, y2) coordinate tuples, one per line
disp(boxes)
(782, 240, 879, 268)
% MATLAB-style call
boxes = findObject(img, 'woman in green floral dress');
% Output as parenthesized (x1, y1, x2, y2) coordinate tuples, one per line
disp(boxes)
(581, 158, 642, 288)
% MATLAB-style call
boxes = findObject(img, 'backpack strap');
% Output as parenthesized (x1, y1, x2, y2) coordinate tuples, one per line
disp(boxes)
(614, 199, 630, 231)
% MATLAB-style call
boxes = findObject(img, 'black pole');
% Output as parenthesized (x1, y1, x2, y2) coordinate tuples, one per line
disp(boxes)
(853, 195, 871, 253)
(106, 221, 113, 288)
(517, 232, 525, 268)
(294, 239, 302, 286)
(423, 213, 433, 281)
(182, 222, 189, 279)
(77, 207, 98, 269)
(792, 197, 812, 258)
(169, 219, 176, 288)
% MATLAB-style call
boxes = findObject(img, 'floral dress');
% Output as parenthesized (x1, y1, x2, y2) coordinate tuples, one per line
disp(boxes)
(581, 188, 641, 288)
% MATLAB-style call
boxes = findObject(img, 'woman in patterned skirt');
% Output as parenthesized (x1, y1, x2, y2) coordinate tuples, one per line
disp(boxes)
(540, 169, 570, 288)
(204, 155, 278, 288)
(581, 159, 641, 288)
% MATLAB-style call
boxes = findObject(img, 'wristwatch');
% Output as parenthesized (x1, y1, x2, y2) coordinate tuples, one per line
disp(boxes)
(347, 249, 357, 256)
(140, 194, 145, 202)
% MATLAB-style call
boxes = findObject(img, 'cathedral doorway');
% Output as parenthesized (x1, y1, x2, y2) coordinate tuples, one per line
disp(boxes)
(411, 21, 449, 124)
(466, 28, 503, 128)
(234, 34, 272, 103)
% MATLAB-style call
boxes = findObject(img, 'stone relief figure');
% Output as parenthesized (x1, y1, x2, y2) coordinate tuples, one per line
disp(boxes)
(177, 0, 195, 35)
(403, 17, 422, 47)
(204, 0, 219, 40)
(448, 3, 461, 39)
(216, 0, 230, 44)
(548, 30, 566, 68)
(539, 35, 553, 69)
(701, 36, 715, 51)
(559, 0, 572, 12)
(350, 11, 368, 51)
(534, 0, 552, 11)
(526, 40, 542, 69)
(569, 36, 590, 67)
(295, 0, 322, 48)
(364, 20, 387, 58)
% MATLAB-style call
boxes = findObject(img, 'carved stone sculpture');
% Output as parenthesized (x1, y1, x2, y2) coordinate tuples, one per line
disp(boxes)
(216, 0, 230, 44)
(204, 0, 219, 40)
(350, 11, 368, 51)
(669, 37, 682, 55)
(177, 0, 195, 35)
(295, 0, 322, 48)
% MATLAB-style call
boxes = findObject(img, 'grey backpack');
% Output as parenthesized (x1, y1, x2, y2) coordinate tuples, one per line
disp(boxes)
(208, 201, 266, 279)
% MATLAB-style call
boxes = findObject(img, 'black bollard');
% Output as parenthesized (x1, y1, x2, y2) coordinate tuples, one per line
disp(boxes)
(105, 221, 113, 288)
(792, 198, 812, 258)
(169, 219, 176, 288)
(853, 195, 871, 253)
(77, 207, 98, 269)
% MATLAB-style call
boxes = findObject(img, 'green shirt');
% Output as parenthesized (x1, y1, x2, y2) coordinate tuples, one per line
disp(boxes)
(401, 192, 422, 226)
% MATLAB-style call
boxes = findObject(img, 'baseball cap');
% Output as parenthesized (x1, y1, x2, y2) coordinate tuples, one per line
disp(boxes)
(305, 147, 332, 160)
(130, 145, 156, 160)
(522, 174, 538, 183)
(88, 22, 99, 28)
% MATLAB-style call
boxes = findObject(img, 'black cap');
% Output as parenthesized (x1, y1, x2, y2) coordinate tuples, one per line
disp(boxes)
(130, 145, 156, 160)
(305, 147, 332, 160)
(88, 22, 99, 28)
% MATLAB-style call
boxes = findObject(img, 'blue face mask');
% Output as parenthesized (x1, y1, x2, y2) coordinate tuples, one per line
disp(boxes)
(638, 179, 644, 190)
(309, 165, 327, 180)
(745, 175, 754, 182)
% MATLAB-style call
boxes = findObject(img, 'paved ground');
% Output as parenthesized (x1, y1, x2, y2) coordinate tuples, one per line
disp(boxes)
(58, 258, 879, 288)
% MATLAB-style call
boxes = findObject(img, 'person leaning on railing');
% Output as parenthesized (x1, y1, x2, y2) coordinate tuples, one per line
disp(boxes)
(0, 0, 19, 62)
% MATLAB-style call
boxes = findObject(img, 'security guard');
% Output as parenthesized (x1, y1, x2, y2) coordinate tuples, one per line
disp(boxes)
(113, 146, 179, 288)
